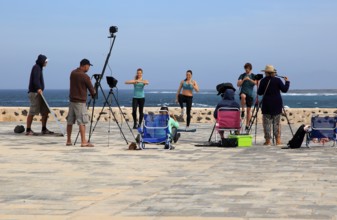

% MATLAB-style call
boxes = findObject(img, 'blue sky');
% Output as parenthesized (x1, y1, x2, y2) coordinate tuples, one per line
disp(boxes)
(0, 0, 336, 90)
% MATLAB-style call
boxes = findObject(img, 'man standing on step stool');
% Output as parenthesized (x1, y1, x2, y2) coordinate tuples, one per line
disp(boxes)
(237, 62, 257, 132)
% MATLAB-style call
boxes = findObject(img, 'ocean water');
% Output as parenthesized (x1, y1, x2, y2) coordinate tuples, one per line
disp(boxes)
(0, 89, 336, 108)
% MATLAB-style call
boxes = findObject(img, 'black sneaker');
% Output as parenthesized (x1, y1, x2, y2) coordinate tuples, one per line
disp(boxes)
(174, 133, 181, 143)
(42, 129, 54, 135)
(135, 134, 140, 143)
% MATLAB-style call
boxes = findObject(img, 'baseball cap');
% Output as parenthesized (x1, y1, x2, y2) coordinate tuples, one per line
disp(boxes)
(80, 59, 93, 66)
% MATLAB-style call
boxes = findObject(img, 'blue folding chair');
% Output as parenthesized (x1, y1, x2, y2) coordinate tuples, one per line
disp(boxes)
(306, 115, 337, 147)
(137, 111, 173, 150)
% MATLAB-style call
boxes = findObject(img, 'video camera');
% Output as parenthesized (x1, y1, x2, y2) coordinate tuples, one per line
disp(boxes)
(254, 74, 264, 81)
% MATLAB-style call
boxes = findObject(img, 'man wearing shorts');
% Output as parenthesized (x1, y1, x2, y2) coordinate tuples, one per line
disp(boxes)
(66, 59, 96, 147)
(26, 54, 53, 135)
(237, 63, 257, 130)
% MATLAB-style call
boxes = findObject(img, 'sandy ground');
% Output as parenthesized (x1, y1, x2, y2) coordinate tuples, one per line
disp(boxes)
(1, 120, 337, 219)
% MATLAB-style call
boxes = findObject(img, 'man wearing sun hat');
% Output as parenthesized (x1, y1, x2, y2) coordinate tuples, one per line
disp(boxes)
(257, 65, 290, 146)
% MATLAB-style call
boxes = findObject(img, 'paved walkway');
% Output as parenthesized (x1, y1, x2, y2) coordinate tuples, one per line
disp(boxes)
(1, 122, 337, 220)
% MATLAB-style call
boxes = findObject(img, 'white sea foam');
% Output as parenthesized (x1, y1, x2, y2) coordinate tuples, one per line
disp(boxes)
(284, 93, 337, 96)
(147, 90, 215, 95)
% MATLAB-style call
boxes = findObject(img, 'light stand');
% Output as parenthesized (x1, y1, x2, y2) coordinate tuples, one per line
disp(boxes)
(246, 79, 261, 144)
(74, 26, 136, 146)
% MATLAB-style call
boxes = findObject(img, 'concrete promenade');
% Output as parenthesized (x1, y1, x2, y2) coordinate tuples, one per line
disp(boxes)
(1, 122, 337, 219)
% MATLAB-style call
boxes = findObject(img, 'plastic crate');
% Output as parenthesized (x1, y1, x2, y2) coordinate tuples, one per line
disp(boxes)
(228, 134, 252, 147)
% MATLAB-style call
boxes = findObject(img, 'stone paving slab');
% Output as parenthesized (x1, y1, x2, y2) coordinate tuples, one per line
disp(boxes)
(1, 122, 337, 219)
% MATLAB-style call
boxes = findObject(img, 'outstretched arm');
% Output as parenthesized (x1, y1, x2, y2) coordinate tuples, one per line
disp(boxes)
(125, 80, 136, 84)
(139, 79, 149, 85)
(237, 79, 243, 87)
(192, 80, 199, 92)
(175, 81, 183, 103)
(279, 77, 290, 93)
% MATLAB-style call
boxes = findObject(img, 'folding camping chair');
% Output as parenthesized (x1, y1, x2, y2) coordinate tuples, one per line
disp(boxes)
(137, 110, 173, 150)
(215, 107, 241, 142)
(306, 115, 337, 147)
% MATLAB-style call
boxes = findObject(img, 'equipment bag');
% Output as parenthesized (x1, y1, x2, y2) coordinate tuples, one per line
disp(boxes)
(287, 124, 306, 148)
(14, 125, 25, 134)
(220, 138, 238, 148)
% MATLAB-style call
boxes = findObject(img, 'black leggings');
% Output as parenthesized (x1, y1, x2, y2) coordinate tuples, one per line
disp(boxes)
(132, 98, 145, 125)
(178, 94, 193, 126)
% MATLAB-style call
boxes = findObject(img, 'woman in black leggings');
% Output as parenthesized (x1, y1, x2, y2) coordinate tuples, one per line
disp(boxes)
(175, 70, 199, 129)
(125, 68, 149, 129)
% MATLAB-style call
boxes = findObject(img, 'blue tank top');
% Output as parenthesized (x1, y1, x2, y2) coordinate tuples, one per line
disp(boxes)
(182, 81, 194, 91)
(133, 82, 145, 98)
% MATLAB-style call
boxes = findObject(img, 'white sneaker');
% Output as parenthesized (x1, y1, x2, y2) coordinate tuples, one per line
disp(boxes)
(180, 108, 185, 117)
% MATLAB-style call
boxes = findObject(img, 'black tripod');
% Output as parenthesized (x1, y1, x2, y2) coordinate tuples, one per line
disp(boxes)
(74, 28, 136, 145)
(89, 85, 136, 145)
(246, 80, 261, 144)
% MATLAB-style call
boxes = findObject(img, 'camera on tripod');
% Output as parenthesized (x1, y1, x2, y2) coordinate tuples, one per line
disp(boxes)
(276, 74, 286, 79)
(93, 74, 101, 81)
(109, 26, 118, 37)
(254, 74, 264, 81)
(106, 76, 118, 89)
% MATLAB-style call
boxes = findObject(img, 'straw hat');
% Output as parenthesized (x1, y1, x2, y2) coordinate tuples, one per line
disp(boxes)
(261, 65, 277, 73)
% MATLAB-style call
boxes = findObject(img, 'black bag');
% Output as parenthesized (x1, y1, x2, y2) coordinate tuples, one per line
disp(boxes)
(287, 124, 306, 148)
(220, 138, 238, 148)
(14, 125, 25, 134)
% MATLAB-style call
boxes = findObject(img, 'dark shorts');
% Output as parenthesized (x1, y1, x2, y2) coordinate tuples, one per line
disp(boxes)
(239, 93, 253, 108)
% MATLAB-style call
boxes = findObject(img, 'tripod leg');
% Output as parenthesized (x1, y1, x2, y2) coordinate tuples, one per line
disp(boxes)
(87, 98, 97, 143)
(254, 112, 258, 144)
(283, 107, 294, 136)
(208, 123, 216, 142)
(112, 92, 137, 141)
(106, 103, 129, 144)
(89, 92, 111, 141)
(247, 104, 258, 134)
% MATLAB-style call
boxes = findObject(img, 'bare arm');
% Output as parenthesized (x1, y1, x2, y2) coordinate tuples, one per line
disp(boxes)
(125, 80, 136, 84)
(237, 79, 243, 87)
(192, 80, 199, 92)
(237, 77, 256, 86)
(139, 79, 149, 85)
(175, 81, 183, 101)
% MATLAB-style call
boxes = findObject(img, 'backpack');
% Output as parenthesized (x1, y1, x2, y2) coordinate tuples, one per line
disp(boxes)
(287, 124, 306, 148)
(14, 125, 25, 134)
